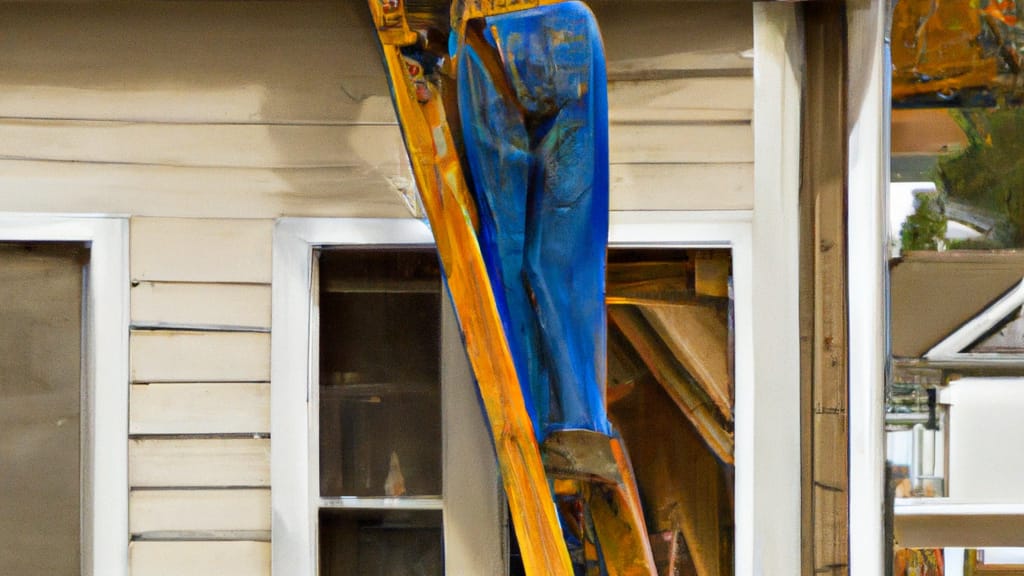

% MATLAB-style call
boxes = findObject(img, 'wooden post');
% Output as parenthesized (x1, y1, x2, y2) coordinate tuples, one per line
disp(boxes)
(800, 3, 850, 574)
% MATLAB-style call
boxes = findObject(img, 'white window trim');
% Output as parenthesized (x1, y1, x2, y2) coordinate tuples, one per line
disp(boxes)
(845, 1, 889, 574)
(273, 212, 756, 573)
(751, 3, 804, 574)
(609, 210, 755, 573)
(272, 217, 494, 576)
(0, 213, 129, 576)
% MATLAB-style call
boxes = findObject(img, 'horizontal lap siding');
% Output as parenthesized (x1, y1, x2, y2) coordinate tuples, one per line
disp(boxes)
(0, 1, 752, 218)
(128, 218, 272, 576)
(0, 0, 413, 219)
(597, 1, 754, 211)
(1, 2, 755, 575)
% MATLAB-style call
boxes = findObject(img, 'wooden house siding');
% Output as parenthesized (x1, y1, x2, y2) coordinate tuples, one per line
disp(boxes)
(0, 1, 753, 574)
(0, 1, 752, 219)
(127, 217, 272, 575)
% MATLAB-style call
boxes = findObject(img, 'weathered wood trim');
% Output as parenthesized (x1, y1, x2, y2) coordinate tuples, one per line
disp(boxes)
(801, 3, 850, 575)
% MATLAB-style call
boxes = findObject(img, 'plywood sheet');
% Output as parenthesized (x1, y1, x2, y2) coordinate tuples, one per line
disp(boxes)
(130, 218, 272, 284)
(0, 161, 413, 219)
(129, 541, 269, 576)
(130, 489, 270, 535)
(130, 383, 269, 435)
(129, 438, 270, 488)
(131, 282, 271, 330)
(130, 331, 270, 383)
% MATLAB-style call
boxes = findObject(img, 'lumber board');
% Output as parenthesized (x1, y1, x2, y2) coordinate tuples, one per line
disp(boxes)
(130, 218, 272, 284)
(130, 489, 271, 535)
(640, 303, 732, 419)
(129, 541, 269, 576)
(131, 282, 271, 330)
(130, 383, 269, 435)
(130, 331, 270, 383)
(0, 161, 413, 219)
(129, 438, 270, 488)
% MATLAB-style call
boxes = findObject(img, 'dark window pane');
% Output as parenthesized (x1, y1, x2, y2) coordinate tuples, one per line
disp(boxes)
(319, 249, 442, 497)
(319, 508, 443, 576)
(0, 242, 86, 575)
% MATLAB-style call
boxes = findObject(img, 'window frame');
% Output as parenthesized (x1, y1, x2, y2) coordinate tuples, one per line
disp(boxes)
(272, 218, 504, 576)
(0, 213, 129, 576)
(844, 1, 890, 574)
(272, 213, 757, 573)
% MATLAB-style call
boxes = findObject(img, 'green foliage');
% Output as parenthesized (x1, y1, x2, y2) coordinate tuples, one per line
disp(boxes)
(900, 192, 947, 251)
(936, 108, 1024, 248)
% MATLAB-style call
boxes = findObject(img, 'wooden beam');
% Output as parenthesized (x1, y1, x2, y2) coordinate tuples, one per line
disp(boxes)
(800, 3, 849, 574)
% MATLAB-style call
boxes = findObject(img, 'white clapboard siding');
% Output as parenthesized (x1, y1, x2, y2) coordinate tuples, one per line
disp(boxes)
(0, 161, 413, 219)
(0, 1, 393, 125)
(609, 163, 753, 211)
(0, 120, 407, 170)
(130, 489, 271, 535)
(610, 124, 753, 165)
(132, 282, 271, 330)
(130, 541, 269, 576)
(130, 383, 270, 435)
(0, 118, 746, 170)
(130, 218, 272, 284)
(131, 331, 270, 383)
(608, 77, 753, 124)
(130, 439, 270, 488)
(594, 1, 753, 75)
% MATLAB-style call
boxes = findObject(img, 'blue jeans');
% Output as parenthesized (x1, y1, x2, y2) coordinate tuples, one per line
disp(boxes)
(456, 1, 610, 439)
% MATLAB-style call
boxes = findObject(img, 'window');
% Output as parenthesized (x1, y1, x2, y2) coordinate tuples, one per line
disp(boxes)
(272, 219, 503, 576)
(274, 214, 755, 574)
(317, 248, 444, 574)
(0, 215, 129, 576)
